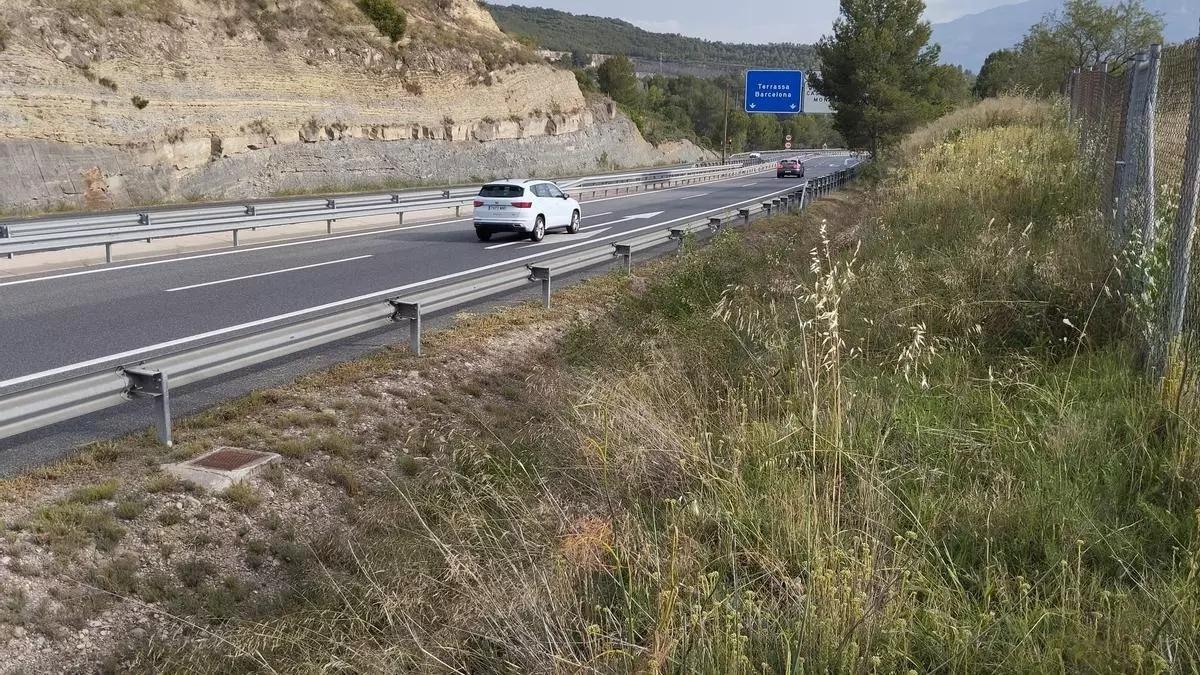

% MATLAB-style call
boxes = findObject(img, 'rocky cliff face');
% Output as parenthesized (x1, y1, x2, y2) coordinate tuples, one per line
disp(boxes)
(0, 0, 711, 211)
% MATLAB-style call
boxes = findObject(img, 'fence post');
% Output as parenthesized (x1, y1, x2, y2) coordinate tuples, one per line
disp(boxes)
(1160, 37, 1200, 382)
(1141, 44, 1162, 246)
(1115, 52, 1148, 241)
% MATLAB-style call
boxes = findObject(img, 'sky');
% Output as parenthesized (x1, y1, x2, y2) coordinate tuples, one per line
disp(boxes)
(496, 0, 1022, 44)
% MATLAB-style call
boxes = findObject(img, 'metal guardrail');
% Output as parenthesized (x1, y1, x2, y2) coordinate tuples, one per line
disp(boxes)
(0, 164, 860, 448)
(0, 161, 783, 263)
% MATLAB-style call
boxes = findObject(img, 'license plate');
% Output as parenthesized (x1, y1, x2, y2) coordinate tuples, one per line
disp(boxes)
(487, 205, 505, 210)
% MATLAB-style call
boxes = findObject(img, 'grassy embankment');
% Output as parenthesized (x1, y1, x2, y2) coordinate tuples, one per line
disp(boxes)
(132, 96, 1200, 672)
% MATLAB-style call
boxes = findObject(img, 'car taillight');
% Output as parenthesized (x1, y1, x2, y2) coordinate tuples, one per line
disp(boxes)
(777, 162, 784, 168)
(473, 200, 484, 207)
(511, 201, 533, 208)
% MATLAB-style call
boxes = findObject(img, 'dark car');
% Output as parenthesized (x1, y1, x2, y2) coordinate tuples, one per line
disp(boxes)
(777, 158, 805, 178)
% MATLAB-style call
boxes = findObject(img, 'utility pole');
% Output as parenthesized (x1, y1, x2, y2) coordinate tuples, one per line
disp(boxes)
(722, 86, 730, 164)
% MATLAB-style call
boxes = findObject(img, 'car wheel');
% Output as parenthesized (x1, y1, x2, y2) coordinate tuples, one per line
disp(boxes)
(777, 173, 784, 179)
(529, 216, 546, 242)
(566, 210, 580, 234)
(476, 229, 492, 242)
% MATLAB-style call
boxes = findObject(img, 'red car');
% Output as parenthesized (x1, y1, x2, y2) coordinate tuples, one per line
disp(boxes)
(777, 158, 805, 178)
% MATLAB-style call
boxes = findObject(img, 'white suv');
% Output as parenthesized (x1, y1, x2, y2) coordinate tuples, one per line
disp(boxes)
(473, 180, 581, 242)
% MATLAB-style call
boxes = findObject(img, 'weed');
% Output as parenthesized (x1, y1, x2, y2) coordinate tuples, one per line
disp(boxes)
(175, 559, 215, 589)
(113, 499, 147, 521)
(156, 509, 183, 527)
(69, 480, 119, 504)
(221, 482, 262, 512)
(30, 502, 124, 554)
(131, 95, 150, 110)
(324, 463, 360, 496)
(144, 473, 178, 494)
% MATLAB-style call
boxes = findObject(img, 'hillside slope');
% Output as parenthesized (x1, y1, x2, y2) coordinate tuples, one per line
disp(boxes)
(484, 2, 818, 70)
(0, 0, 710, 212)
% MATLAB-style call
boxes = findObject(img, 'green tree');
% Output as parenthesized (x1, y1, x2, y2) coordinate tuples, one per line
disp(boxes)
(974, 49, 1020, 98)
(1015, 0, 1163, 93)
(570, 48, 590, 68)
(812, 0, 943, 154)
(356, 0, 407, 42)
(597, 55, 642, 107)
(926, 64, 974, 109)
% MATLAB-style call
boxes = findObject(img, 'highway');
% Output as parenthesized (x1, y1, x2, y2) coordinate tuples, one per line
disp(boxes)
(0, 154, 855, 385)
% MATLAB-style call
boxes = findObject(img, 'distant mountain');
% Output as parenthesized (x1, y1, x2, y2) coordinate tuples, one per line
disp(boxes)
(482, 3, 819, 71)
(932, 0, 1199, 71)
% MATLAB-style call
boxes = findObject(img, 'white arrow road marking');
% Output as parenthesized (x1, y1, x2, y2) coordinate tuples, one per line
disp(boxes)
(165, 255, 373, 292)
(520, 228, 612, 248)
(679, 193, 710, 201)
(485, 211, 619, 249)
(580, 211, 664, 231)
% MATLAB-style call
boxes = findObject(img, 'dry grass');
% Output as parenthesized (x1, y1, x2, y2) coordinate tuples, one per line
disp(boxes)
(897, 95, 1060, 161)
(113, 98, 1200, 673)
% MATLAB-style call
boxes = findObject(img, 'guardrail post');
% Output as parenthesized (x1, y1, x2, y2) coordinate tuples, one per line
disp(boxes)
(528, 265, 552, 308)
(126, 367, 172, 447)
(613, 243, 632, 273)
(738, 208, 751, 225)
(389, 300, 422, 356)
(105, 242, 113, 264)
(708, 217, 723, 233)
(391, 195, 404, 224)
(233, 229, 240, 247)
(138, 213, 153, 243)
(762, 202, 772, 216)
(244, 205, 256, 217)
(669, 228, 687, 253)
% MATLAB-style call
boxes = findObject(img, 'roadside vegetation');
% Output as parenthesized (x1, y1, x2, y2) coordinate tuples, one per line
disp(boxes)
(585, 56, 845, 151)
(107, 95, 1199, 672)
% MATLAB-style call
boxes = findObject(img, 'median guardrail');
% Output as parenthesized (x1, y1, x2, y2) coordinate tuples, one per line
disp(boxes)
(0, 162, 861, 448)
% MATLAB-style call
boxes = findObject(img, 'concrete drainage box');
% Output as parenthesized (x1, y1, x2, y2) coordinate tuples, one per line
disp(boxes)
(162, 447, 280, 492)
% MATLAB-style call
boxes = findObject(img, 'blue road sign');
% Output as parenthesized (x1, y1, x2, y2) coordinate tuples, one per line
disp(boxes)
(744, 70, 804, 114)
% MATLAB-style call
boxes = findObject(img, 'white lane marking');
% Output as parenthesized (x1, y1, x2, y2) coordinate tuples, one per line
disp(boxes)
(1, 179, 814, 389)
(165, 256, 374, 293)
(0, 217, 470, 289)
(679, 192, 710, 201)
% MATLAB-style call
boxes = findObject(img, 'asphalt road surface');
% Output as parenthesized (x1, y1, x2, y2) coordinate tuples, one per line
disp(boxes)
(0, 154, 857, 384)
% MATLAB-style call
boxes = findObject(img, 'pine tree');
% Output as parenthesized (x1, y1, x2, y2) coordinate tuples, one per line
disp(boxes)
(811, 0, 943, 155)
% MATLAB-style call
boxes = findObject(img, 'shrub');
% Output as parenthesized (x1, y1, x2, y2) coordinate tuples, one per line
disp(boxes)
(221, 482, 262, 512)
(69, 480, 119, 503)
(131, 95, 150, 109)
(357, 0, 406, 42)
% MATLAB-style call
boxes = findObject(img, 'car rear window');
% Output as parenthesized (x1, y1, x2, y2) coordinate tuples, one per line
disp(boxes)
(479, 185, 525, 198)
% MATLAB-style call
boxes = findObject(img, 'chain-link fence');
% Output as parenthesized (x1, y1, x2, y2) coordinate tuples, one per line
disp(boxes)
(1067, 34, 1200, 412)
